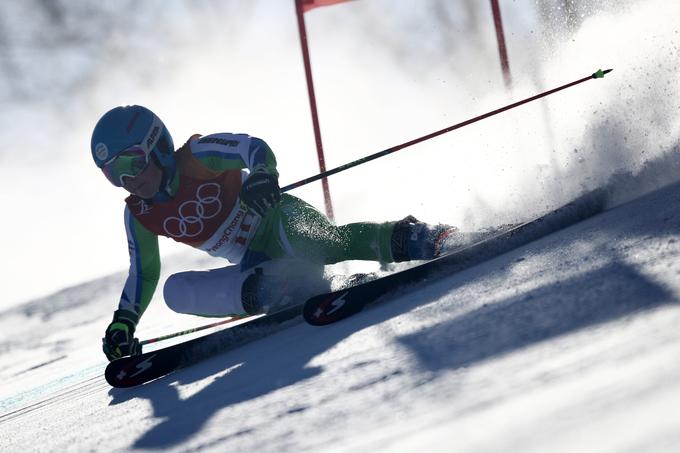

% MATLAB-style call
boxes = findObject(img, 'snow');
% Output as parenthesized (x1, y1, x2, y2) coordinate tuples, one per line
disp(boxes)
(1, 0, 680, 451)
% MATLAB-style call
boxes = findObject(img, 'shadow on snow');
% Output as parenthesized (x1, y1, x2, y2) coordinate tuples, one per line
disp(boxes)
(397, 259, 672, 372)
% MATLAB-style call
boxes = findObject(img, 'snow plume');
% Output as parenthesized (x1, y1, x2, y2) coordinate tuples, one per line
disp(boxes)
(537, 0, 676, 221)
(390, 0, 680, 230)
(536, 0, 680, 210)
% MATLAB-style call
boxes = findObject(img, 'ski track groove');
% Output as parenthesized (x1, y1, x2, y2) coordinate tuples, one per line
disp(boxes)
(0, 375, 107, 424)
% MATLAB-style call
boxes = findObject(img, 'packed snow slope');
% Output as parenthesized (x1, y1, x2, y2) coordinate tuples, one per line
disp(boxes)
(1, 174, 680, 451)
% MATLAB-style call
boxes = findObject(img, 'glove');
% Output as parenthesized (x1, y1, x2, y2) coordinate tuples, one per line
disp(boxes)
(240, 169, 281, 216)
(102, 309, 142, 361)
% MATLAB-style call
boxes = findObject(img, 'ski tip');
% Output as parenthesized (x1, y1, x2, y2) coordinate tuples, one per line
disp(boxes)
(592, 68, 613, 79)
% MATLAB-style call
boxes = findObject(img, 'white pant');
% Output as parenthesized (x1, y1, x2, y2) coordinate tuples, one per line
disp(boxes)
(163, 259, 328, 317)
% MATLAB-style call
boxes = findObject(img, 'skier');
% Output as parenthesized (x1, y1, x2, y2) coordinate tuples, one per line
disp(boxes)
(93, 105, 455, 361)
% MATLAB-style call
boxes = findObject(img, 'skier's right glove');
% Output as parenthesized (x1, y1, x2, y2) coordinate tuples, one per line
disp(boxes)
(102, 309, 142, 361)
(240, 168, 281, 217)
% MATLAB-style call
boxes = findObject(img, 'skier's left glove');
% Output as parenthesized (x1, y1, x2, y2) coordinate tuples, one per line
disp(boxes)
(240, 168, 281, 217)
(102, 309, 142, 361)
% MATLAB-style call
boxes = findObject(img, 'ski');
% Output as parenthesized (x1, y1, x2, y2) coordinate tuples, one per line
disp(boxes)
(304, 188, 608, 326)
(105, 303, 303, 388)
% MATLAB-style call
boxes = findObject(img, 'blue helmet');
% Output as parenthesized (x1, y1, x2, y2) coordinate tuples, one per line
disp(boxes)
(91, 105, 175, 173)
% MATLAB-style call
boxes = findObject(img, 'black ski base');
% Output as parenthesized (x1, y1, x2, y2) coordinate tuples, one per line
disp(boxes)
(304, 188, 607, 326)
(105, 304, 303, 388)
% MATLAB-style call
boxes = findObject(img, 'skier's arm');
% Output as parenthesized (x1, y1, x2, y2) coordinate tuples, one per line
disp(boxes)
(118, 206, 161, 318)
(191, 133, 278, 176)
(192, 134, 280, 215)
(103, 207, 160, 360)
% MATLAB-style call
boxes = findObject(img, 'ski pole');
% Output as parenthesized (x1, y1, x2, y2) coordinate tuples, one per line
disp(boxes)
(281, 68, 613, 193)
(139, 314, 252, 346)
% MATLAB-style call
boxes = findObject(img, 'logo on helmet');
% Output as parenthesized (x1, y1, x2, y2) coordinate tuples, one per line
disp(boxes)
(95, 143, 109, 161)
(146, 126, 160, 150)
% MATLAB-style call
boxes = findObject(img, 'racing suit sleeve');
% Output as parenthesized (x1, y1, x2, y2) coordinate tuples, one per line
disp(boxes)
(189, 133, 278, 176)
(117, 205, 161, 320)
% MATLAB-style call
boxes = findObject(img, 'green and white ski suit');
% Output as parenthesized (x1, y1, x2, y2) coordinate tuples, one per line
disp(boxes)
(119, 133, 397, 319)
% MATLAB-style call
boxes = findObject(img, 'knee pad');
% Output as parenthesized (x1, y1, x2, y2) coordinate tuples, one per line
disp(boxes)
(163, 273, 199, 314)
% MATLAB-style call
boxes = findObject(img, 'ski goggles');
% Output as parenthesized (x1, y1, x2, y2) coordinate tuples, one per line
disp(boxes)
(101, 145, 151, 187)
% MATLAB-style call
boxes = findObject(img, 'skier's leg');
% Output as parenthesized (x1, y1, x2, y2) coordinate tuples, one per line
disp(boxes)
(163, 257, 328, 317)
(163, 264, 252, 317)
(256, 194, 457, 264)
(240, 258, 329, 315)
(266, 194, 395, 264)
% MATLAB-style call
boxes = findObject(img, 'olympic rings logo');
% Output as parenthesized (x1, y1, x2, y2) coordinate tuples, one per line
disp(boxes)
(163, 183, 222, 238)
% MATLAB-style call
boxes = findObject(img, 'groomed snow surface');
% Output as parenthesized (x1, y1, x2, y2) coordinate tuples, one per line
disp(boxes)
(1, 178, 680, 452)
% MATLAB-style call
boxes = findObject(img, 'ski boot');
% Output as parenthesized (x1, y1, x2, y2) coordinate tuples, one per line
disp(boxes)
(390, 215, 458, 262)
(241, 264, 329, 315)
